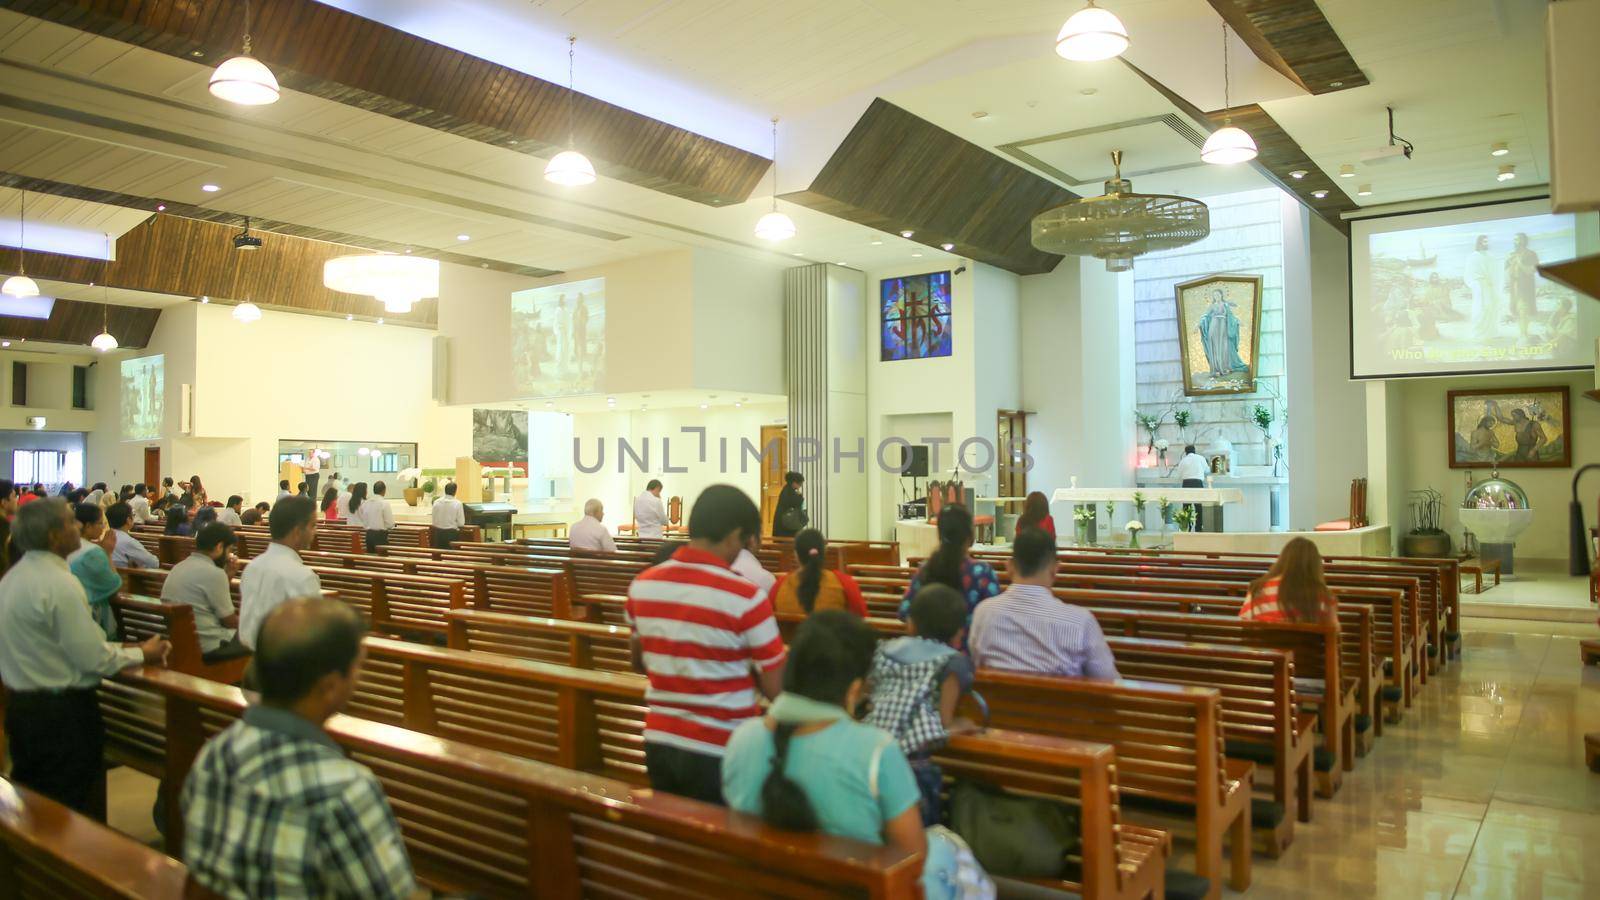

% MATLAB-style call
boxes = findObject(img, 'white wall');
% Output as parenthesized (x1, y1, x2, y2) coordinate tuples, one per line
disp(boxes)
(0, 348, 97, 434)
(692, 248, 787, 396)
(88, 303, 198, 493)
(826, 264, 869, 539)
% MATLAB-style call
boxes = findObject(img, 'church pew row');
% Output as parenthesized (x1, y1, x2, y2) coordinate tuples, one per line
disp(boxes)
(440, 609, 1244, 895)
(858, 561, 1418, 719)
(296, 549, 574, 619)
(0, 777, 216, 899)
(104, 668, 929, 900)
(103, 666, 1164, 900)
(111, 594, 251, 685)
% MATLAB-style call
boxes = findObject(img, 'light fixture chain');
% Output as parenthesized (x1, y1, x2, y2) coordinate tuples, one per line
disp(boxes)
(1221, 22, 1230, 113)
(567, 36, 577, 146)
(770, 117, 780, 212)
(16, 190, 24, 274)
(243, 0, 253, 55)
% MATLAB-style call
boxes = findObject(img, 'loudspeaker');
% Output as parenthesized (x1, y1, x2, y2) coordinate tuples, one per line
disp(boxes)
(901, 445, 929, 478)
(432, 336, 450, 402)
(180, 383, 193, 435)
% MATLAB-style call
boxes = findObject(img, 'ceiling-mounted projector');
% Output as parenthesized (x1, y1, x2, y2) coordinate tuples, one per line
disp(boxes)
(233, 216, 262, 251)
(1362, 105, 1414, 166)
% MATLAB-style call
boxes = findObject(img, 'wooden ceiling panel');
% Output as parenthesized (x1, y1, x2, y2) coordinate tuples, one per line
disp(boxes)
(1, 0, 771, 206)
(780, 99, 1073, 276)
(1205, 0, 1368, 95)
(0, 296, 160, 347)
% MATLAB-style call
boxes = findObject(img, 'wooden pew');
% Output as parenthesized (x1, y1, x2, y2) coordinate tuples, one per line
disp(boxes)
(110, 667, 927, 899)
(975, 669, 1250, 900)
(447, 609, 634, 672)
(0, 777, 216, 899)
(301, 550, 574, 619)
(112, 594, 251, 685)
(303, 567, 467, 641)
(567, 557, 653, 625)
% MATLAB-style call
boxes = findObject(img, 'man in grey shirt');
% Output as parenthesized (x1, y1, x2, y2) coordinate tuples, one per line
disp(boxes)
(162, 523, 247, 662)
(0, 499, 169, 819)
(107, 502, 160, 569)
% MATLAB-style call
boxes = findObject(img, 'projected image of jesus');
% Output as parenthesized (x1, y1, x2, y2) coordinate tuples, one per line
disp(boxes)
(512, 278, 605, 397)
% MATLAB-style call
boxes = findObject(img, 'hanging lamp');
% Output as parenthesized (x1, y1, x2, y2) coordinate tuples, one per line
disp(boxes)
(91, 247, 118, 351)
(233, 301, 262, 322)
(209, 0, 280, 106)
(754, 118, 796, 241)
(1031, 150, 1209, 272)
(3, 190, 40, 299)
(1056, 1, 1129, 62)
(544, 36, 596, 186)
(1200, 23, 1257, 165)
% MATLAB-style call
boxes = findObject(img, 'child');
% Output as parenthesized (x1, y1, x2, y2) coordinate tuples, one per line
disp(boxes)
(866, 583, 979, 826)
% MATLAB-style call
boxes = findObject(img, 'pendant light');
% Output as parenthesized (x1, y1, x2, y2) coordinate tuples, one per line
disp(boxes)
(1200, 23, 1257, 165)
(233, 301, 262, 322)
(544, 36, 596, 186)
(3, 190, 40, 299)
(1056, 1, 1129, 62)
(754, 118, 796, 241)
(91, 245, 117, 351)
(209, 0, 280, 106)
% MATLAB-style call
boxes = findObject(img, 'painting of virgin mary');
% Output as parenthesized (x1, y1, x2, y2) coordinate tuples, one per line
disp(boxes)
(1175, 274, 1263, 395)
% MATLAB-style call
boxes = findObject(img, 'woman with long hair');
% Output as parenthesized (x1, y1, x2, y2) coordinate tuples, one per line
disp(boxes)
(898, 504, 1000, 633)
(163, 504, 191, 537)
(769, 528, 866, 616)
(347, 483, 369, 520)
(69, 502, 122, 639)
(186, 475, 207, 507)
(321, 486, 341, 522)
(1013, 490, 1055, 542)
(1240, 537, 1338, 625)
(721, 611, 984, 898)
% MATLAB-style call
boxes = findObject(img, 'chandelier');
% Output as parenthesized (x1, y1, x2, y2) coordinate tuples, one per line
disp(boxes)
(1031, 151, 1209, 272)
(323, 253, 440, 314)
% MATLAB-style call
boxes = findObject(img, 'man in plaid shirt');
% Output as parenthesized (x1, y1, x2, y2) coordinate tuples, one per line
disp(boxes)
(182, 597, 417, 899)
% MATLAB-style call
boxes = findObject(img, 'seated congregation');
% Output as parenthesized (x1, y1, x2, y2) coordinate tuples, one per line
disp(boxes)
(0, 471, 1462, 900)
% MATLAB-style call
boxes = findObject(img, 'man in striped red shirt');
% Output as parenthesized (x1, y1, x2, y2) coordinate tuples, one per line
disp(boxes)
(626, 485, 786, 804)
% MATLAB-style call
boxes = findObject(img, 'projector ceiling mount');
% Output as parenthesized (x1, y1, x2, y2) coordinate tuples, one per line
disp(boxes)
(1362, 106, 1415, 166)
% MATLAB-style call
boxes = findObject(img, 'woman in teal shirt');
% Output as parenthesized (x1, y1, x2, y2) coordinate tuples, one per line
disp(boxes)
(722, 611, 985, 899)
(68, 502, 122, 640)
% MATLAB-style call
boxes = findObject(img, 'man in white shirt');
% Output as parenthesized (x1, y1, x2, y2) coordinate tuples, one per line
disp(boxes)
(238, 496, 322, 649)
(276, 480, 292, 501)
(217, 495, 244, 528)
(301, 448, 321, 503)
(334, 484, 354, 521)
(106, 502, 160, 569)
(430, 483, 466, 549)
(569, 498, 617, 553)
(633, 479, 668, 539)
(0, 499, 168, 817)
(357, 481, 396, 552)
(128, 483, 154, 524)
(1174, 443, 1211, 532)
(731, 540, 775, 595)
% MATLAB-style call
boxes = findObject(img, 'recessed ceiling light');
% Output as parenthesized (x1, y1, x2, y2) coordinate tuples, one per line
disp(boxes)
(1490, 142, 1509, 157)
(1356, 184, 1372, 196)
(911, 252, 923, 258)
(544, 400, 554, 407)
(793, 251, 804, 257)
(1079, 87, 1098, 96)
(1311, 189, 1329, 199)
(1289, 170, 1308, 180)
(508, 140, 519, 146)
(835, 261, 848, 266)
(156, 203, 166, 212)
(900, 230, 914, 238)
(201, 183, 220, 192)
(971, 111, 990, 120)
(699, 403, 709, 410)
(940, 242, 955, 251)
(871, 240, 883, 246)
(456, 234, 470, 241)
(189, 49, 205, 58)
(1, 341, 9, 348)
(200, 295, 209, 303)
(606, 396, 616, 403)
(1496, 164, 1516, 182)
(735, 402, 742, 408)
(376, 317, 384, 325)
(1338, 164, 1355, 178)
(1329, 81, 1344, 88)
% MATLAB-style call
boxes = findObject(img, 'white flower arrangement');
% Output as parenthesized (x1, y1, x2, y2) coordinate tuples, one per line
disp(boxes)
(1125, 520, 1144, 532)
(1153, 438, 1169, 451)
(397, 467, 422, 487)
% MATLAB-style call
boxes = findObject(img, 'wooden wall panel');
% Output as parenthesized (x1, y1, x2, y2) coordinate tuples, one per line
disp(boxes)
(1205, 0, 1367, 95)
(3, 215, 439, 326)
(781, 99, 1073, 276)
(1, 0, 771, 206)
(0, 296, 159, 348)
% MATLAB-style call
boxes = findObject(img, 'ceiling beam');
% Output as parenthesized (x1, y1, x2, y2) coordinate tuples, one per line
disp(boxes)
(0, 0, 771, 206)
(0, 171, 559, 279)
(3, 214, 439, 326)
(0, 296, 160, 348)
(1123, 62, 1356, 233)
(780, 99, 1073, 276)
(1204, 0, 1368, 95)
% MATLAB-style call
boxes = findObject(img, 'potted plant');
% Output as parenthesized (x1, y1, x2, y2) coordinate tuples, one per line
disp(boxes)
(420, 479, 438, 504)
(398, 468, 423, 506)
(1172, 505, 1195, 533)
(1401, 488, 1453, 557)
(1072, 505, 1097, 545)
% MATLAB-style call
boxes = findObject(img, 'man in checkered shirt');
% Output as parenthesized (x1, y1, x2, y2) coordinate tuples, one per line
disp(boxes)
(182, 597, 417, 899)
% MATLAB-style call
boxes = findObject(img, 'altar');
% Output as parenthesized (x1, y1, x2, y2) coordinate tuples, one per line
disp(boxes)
(1052, 486, 1245, 538)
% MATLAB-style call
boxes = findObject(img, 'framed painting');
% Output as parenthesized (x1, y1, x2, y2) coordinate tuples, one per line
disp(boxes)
(1174, 274, 1264, 395)
(1446, 385, 1571, 468)
(880, 272, 953, 361)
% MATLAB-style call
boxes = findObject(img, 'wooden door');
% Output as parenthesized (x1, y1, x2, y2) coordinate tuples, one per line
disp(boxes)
(143, 446, 161, 490)
(996, 410, 1028, 502)
(759, 425, 788, 536)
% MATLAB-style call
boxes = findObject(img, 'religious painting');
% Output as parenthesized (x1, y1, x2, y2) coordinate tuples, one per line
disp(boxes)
(1174, 274, 1263, 395)
(1446, 385, 1571, 468)
(472, 409, 529, 464)
(881, 271, 953, 361)
(511, 277, 606, 397)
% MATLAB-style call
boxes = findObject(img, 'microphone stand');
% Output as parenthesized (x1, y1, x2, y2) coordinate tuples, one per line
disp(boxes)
(1570, 463, 1600, 576)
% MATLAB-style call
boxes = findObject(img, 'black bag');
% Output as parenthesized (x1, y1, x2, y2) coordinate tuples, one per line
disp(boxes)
(949, 780, 1079, 879)
(778, 504, 808, 533)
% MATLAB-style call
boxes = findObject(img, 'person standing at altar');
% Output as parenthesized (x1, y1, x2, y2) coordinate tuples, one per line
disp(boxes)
(634, 480, 668, 539)
(1175, 444, 1210, 532)
(302, 447, 321, 503)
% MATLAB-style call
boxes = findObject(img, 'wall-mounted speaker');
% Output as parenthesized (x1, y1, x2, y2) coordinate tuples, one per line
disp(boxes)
(180, 383, 193, 435)
(432, 336, 450, 403)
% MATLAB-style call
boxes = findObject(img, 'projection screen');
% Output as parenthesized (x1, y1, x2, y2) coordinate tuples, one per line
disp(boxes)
(511, 277, 605, 397)
(1350, 198, 1597, 378)
(120, 354, 164, 441)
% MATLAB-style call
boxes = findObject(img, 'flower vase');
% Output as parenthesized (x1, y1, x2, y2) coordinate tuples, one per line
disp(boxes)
(1129, 530, 1140, 549)
(1272, 444, 1283, 477)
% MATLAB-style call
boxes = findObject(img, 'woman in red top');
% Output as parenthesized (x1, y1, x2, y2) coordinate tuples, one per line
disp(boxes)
(1240, 537, 1338, 625)
(321, 486, 341, 522)
(1014, 491, 1056, 543)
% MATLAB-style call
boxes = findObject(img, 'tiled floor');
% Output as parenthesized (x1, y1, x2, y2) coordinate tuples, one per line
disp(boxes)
(1461, 572, 1596, 622)
(101, 617, 1600, 899)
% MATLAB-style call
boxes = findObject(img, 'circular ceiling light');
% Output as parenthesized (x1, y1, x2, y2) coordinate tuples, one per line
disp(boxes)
(1490, 142, 1509, 157)
(1, 273, 38, 300)
(940, 242, 955, 251)
(755, 210, 796, 241)
(1289, 170, 1308, 180)
(1496, 165, 1516, 182)
(209, 0, 279, 105)
(1055, 1, 1129, 62)
(324, 253, 440, 314)
(201, 184, 221, 192)
(232, 301, 262, 322)
(1201, 125, 1257, 165)
(1311, 189, 1329, 199)
(1356, 184, 1373, 196)
(545, 149, 596, 186)
(1338, 164, 1355, 178)
(91, 330, 118, 352)
(4, 190, 39, 299)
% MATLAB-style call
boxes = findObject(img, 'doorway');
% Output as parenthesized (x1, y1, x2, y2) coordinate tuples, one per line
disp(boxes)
(759, 424, 788, 537)
(143, 446, 161, 491)
(996, 408, 1028, 502)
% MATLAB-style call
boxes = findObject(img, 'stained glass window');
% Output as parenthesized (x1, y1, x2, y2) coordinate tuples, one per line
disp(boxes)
(880, 272, 953, 361)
